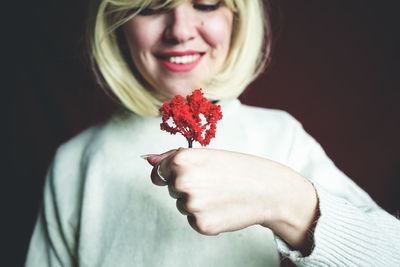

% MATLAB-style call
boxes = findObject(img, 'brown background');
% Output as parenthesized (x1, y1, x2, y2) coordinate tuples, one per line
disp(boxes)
(6, 0, 399, 266)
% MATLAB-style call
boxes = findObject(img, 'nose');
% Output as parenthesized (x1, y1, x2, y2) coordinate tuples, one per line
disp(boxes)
(164, 4, 197, 44)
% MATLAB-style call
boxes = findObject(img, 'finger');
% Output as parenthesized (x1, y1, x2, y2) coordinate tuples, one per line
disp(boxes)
(187, 214, 218, 236)
(187, 215, 203, 235)
(149, 148, 183, 186)
(187, 215, 198, 231)
(146, 148, 181, 166)
(176, 198, 191, 215)
(151, 158, 175, 186)
(168, 183, 182, 199)
(151, 164, 168, 186)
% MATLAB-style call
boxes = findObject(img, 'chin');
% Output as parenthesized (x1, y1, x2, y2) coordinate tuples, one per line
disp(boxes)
(162, 84, 199, 97)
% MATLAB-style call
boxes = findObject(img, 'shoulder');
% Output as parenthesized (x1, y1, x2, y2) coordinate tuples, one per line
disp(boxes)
(55, 108, 148, 161)
(41, 110, 155, 241)
(50, 109, 142, 178)
(220, 99, 302, 136)
(239, 101, 301, 126)
(45, 109, 157, 211)
(212, 99, 305, 162)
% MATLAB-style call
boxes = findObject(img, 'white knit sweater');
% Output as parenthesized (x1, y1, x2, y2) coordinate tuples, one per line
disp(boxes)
(26, 99, 400, 266)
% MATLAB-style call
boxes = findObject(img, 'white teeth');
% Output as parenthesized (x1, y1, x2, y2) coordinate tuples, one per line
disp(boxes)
(168, 54, 200, 64)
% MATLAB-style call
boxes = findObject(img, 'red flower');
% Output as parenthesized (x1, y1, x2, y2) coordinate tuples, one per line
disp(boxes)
(159, 89, 223, 148)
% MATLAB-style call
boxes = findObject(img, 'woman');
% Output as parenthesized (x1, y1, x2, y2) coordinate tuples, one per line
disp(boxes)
(26, 0, 400, 266)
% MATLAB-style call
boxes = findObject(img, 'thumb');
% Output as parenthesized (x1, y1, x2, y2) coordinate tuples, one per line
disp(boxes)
(142, 148, 180, 166)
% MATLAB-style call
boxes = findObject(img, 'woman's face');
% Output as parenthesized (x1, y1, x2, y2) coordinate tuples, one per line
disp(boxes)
(123, 0, 234, 97)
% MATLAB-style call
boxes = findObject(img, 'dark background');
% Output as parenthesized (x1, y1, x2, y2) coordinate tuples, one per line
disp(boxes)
(6, 0, 399, 266)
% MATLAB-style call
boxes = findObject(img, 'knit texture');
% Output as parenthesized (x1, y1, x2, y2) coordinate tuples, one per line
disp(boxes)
(276, 184, 400, 266)
(25, 99, 400, 266)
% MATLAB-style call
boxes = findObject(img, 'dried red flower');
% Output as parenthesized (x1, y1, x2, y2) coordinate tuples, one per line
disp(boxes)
(159, 89, 223, 148)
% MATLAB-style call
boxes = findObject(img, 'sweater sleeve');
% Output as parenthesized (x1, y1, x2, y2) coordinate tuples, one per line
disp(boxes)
(275, 121, 400, 266)
(25, 147, 81, 267)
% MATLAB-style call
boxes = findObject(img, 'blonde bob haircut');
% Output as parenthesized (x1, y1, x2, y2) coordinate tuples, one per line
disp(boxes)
(88, 0, 272, 116)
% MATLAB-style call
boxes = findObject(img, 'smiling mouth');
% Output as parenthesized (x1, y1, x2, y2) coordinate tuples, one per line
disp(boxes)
(158, 52, 205, 64)
(167, 54, 201, 64)
(157, 51, 205, 72)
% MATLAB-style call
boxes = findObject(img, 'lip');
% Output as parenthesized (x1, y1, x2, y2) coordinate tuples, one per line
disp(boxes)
(158, 50, 204, 57)
(156, 50, 205, 73)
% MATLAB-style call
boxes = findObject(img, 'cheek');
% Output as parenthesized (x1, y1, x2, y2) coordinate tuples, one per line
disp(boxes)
(200, 12, 233, 50)
(123, 18, 163, 53)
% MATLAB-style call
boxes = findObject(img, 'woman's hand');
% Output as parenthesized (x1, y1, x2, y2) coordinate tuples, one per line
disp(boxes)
(146, 148, 319, 254)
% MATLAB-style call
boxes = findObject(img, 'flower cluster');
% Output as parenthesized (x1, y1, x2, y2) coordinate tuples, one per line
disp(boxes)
(159, 89, 223, 148)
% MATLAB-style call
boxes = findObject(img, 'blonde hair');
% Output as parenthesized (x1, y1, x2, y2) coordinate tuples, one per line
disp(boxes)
(87, 0, 272, 116)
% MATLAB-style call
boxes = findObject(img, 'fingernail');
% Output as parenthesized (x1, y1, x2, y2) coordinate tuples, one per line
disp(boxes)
(140, 154, 158, 160)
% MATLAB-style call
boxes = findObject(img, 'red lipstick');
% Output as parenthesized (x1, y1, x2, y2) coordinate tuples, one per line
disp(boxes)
(157, 50, 204, 72)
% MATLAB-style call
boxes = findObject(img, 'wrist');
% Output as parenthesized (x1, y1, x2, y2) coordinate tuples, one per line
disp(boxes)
(264, 174, 319, 255)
